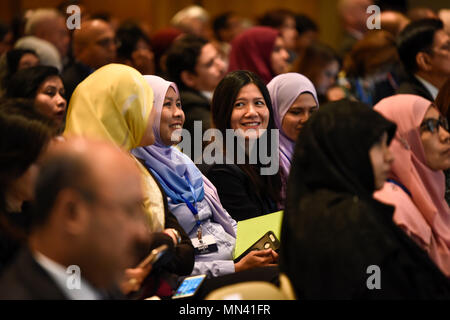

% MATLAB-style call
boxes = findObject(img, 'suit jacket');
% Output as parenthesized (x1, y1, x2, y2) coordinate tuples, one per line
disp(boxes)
(396, 75, 434, 101)
(0, 247, 68, 299)
(178, 88, 212, 161)
(0, 247, 124, 300)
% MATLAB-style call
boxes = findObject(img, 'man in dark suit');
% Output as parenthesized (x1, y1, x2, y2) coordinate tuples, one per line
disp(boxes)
(0, 138, 150, 299)
(396, 18, 450, 101)
(165, 34, 226, 160)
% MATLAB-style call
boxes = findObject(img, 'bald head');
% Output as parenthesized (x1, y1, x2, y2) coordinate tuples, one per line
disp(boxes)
(25, 9, 70, 59)
(338, 0, 373, 33)
(73, 19, 117, 69)
(31, 137, 149, 289)
(380, 11, 410, 36)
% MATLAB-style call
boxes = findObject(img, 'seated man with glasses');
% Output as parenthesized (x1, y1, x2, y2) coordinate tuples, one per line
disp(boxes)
(396, 18, 450, 101)
(62, 19, 118, 102)
(0, 138, 151, 299)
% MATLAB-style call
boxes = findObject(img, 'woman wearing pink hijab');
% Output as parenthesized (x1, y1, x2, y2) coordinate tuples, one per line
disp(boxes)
(373, 94, 450, 277)
(228, 26, 289, 84)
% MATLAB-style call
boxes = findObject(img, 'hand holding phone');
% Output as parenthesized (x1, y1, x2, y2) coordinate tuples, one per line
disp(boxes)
(137, 244, 168, 269)
(120, 244, 169, 295)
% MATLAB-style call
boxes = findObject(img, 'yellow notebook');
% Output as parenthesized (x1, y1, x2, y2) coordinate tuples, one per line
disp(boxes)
(233, 211, 284, 259)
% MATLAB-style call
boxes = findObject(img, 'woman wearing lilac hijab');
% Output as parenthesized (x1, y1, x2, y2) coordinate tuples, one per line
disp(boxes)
(267, 73, 318, 204)
(132, 76, 278, 279)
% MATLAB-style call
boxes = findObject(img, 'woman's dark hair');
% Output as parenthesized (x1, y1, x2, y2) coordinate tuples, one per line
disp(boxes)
(212, 11, 233, 42)
(116, 21, 152, 61)
(0, 98, 54, 237)
(295, 14, 318, 35)
(293, 42, 340, 85)
(2, 48, 39, 88)
(435, 78, 450, 124)
(258, 8, 295, 28)
(211, 70, 282, 204)
(6, 65, 61, 100)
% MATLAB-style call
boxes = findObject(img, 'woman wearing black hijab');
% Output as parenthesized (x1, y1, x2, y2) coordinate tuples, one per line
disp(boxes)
(279, 99, 450, 299)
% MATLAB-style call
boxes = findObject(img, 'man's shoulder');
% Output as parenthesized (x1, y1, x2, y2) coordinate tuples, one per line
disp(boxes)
(0, 248, 67, 300)
(396, 76, 433, 101)
(179, 89, 210, 108)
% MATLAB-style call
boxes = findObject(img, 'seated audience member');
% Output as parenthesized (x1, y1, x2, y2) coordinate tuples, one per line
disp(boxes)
(202, 70, 283, 221)
(0, 138, 151, 299)
(342, 30, 401, 106)
(374, 94, 450, 277)
(258, 9, 298, 62)
(267, 73, 319, 206)
(62, 19, 117, 102)
(228, 26, 289, 85)
(0, 22, 13, 56)
(0, 99, 54, 274)
(23, 8, 70, 66)
(440, 9, 450, 35)
(337, 0, 373, 58)
(14, 35, 62, 71)
(292, 42, 341, 104)
(211, 11, 246, 67)
(165, 34, 226, 158)
(0, 48, 39, 97)
(280, 99, 450, 299)
(407, 7, 438, 21)
(64, 64, 194, 296)
(132, 75, 277, 278)
(151, 27, 183, 78)
(396, 18, 450, 101)
(294, 14, 319, 60)
(380, 11, 410, 36)
(6, 66, 66, 132)
(116, 21, 155, 76)
(170, 5, 212, 40)
(435, 78, 450, 206)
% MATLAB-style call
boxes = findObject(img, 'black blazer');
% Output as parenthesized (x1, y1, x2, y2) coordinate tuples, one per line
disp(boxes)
(200, 163, 278, 222)
(396, 75, 434, 101)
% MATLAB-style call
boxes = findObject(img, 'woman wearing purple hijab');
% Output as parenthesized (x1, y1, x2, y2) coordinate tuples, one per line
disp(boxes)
(267, 73, 319, 204)
(132, 75, 278, 279)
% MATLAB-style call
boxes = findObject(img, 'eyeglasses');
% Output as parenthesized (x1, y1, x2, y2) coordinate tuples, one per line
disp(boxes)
(420, 117, 449, 134)
(95, 37, 120, 48)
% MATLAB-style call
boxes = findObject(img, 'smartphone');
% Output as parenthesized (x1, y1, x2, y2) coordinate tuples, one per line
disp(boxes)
(136, 244, 168, 269)
(171, 274, 207, 299)
(234, 231, 280, 262)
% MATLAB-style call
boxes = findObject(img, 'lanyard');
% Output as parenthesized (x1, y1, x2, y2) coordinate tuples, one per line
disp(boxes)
(387, 179, 412, 198)
(180, 175, 203, 240)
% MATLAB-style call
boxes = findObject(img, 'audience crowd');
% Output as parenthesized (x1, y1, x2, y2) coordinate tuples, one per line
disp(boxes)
(0, 0, 449, 300)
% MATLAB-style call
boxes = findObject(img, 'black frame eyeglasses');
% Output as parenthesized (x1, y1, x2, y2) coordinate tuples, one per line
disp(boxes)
(420, 117, 449, 134)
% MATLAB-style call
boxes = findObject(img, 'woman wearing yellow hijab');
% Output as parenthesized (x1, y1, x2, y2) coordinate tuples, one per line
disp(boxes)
(65, 63, 162, 230)
(65, 64, 194, 296)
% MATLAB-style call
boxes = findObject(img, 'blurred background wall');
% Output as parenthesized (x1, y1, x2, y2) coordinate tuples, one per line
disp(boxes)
(0, 0, 448, 50)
